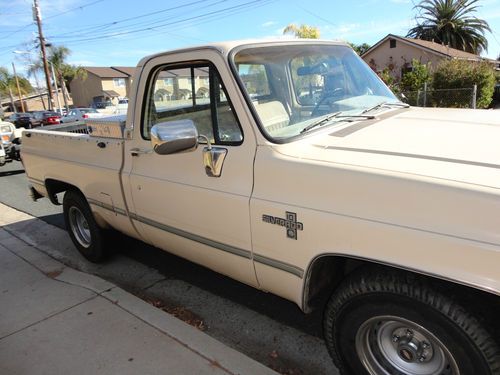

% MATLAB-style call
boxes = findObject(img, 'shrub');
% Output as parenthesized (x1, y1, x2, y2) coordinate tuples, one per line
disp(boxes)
(432, 59, 496, 109)
(400, 59, 431, 92)
(378, 68, 401, 95)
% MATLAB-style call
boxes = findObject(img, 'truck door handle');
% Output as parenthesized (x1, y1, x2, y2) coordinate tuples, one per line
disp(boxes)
(130, 148, 153, 156)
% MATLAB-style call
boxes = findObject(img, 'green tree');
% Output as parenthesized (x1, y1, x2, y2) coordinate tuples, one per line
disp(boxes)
(28, 45, 86, 110)
(378, 68, 401, 95)
(400, 59, 432, 92)
(407, 0, 491, 54)
(283, 24, 320, 39)
(0, 66, 33, 98)
(432, 59, 495, 108)
(348, 42, 371, 56)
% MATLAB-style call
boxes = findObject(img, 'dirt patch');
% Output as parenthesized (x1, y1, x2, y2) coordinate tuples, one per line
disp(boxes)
(148, 299, 207, 331)
(44, 268, 63, 279)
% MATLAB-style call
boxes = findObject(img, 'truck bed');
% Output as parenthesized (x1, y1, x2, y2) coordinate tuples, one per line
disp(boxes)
(22, 120, 130, 233)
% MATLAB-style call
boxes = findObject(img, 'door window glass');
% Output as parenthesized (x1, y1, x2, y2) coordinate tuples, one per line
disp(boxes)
(143, 64, 242, 145)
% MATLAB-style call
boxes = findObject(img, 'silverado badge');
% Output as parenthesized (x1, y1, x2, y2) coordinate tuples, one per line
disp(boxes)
(262, 212, 304, 240)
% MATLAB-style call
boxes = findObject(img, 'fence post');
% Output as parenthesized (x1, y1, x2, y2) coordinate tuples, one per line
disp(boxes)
(471, 84, 477, 109)
(417, 90, 420, 106)
(423, 82, 428, 107)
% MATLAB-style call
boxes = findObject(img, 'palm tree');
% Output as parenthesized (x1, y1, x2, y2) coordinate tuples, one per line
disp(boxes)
(407, 0, 491, 55)
(283, 24, 320, 39)
(28, 45, 87, 111)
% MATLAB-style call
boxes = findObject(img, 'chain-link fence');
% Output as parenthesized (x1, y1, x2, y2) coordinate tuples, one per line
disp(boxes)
(399, 86, 478, 109)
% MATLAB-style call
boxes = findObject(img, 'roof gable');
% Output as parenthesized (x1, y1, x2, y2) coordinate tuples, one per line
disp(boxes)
(362, 34, 481, 61)
(84, 67, 133, 78)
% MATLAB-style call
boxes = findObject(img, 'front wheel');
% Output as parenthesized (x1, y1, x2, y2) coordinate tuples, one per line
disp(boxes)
(63, 190, 108, 263)
(324, 269, 500, 375)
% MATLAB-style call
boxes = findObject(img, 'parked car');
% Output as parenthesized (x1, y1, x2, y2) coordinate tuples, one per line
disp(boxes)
(60, 108, 104, 123)
(8, 112, 34, 128)
(92, 99, 113, 109)
(31, 111, 61, 127)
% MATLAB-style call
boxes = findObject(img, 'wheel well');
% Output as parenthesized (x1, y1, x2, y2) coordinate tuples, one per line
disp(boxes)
(45, 179, 80, 205)
(303, 256, 500, 338)
(45, 179, 110, 229)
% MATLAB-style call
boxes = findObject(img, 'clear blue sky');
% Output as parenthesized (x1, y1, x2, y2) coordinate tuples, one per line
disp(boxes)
(1, 0, 500, 79)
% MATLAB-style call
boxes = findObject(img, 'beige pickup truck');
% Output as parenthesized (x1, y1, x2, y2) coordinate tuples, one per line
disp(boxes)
(22, 40, 500, 375)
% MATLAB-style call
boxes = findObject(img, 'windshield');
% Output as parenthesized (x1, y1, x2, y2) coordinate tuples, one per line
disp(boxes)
(232, 43, 398, 141)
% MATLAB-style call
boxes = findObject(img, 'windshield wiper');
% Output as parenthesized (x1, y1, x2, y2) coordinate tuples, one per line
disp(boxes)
(361, 101, 410, 114)
(335, 114, 376, 120)
(300, 112, 342, 134)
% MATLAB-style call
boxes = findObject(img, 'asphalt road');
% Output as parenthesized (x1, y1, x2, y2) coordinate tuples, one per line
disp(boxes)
(0, 160, 338, 375)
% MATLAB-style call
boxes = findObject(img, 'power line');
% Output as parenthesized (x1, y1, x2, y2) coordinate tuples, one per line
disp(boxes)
(291, 3, 337, 28)
(50, 0, 272, 45)
(48, 0, 228, 40)
(47, 0, 223, 37)
(56, 0, 276, 49)
(0, 0, 106, 38)
(44, 0, 106, 20)
(0, 0, 277, 59)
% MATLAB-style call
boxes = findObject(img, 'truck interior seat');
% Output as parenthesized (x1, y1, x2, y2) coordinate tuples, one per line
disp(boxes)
(253, 101, 290, 132)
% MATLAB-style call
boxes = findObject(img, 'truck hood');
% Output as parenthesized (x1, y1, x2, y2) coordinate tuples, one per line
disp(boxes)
(276, 107, 500, 189)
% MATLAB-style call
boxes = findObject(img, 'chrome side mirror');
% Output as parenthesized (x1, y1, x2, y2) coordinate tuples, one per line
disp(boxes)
(151, 120, 199, 155)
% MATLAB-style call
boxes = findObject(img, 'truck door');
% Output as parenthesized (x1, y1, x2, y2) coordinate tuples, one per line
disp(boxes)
(124, 51, 258, 287)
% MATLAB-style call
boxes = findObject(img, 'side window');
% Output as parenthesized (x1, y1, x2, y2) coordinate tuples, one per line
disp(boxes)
(142, 63, 242, 145)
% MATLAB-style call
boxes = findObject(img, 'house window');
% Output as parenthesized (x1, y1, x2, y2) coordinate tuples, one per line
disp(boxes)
(390, 39, 397, 49)
(113, 78, 126, 87)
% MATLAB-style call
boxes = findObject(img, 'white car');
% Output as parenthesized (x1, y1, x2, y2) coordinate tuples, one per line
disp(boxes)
(60, 108, 105, 123)
(0, 121, 21, 165)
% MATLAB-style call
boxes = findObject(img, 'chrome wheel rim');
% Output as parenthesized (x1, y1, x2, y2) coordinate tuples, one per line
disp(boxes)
(68, 206, 91, 248)
(355, 316, 459, 375)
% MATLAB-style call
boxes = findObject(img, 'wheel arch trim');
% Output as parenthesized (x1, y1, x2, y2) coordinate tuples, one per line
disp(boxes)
(302, 252, 500, 312)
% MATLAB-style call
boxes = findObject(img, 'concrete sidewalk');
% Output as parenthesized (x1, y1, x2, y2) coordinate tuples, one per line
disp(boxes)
(0, 206, 277, 375)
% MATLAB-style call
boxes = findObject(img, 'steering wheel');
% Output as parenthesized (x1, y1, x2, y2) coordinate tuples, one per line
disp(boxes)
(311, 88, 344, 117)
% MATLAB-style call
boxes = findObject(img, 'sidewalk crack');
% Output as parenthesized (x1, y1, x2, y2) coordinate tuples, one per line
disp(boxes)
(0, 295, 98, 341)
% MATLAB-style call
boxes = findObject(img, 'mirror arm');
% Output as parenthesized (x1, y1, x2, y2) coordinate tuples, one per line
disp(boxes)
(198, 135, 212, 150)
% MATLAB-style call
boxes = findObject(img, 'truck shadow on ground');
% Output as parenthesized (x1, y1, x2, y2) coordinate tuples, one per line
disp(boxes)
(113, 231, 326, 338)
(4, 215, 334, 375)
(33, 213, 325, 338)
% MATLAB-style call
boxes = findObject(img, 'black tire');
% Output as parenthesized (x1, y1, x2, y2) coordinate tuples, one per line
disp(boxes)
(63, 190, 107, 263)
(324, 268, 500, 375)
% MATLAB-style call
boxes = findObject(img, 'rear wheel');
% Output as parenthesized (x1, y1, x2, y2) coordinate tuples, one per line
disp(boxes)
(324, 269, 500, 375)
(63, 190, 108, 263)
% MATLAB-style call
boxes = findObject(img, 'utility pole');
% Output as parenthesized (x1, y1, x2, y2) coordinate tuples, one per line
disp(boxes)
(8, 87, 17, 113)
(50, 63, 62, 114)
(33, 0, 53, 110)
(12, 62, 26, 112)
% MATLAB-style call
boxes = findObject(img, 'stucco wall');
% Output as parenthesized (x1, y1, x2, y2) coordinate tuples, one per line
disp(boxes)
(102, 79, 128, 98)
(70, 73, 103, 107)
(362, 38, 445, 79)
